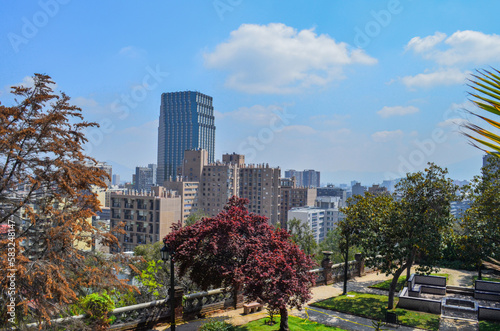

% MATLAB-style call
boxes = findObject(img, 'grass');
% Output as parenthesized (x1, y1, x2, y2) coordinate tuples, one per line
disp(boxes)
(234, 316, 347, 330)
(479, 320, 500, 331)
(312, 291, 440, 331)
(370, 273, 449, 292)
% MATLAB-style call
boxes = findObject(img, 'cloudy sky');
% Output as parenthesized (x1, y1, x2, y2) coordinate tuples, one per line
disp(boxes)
(1, 0, 499, 185)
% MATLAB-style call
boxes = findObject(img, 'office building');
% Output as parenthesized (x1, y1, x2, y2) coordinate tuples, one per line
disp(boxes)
(157, 91, 216, 184)
(284, 169, 320, 188)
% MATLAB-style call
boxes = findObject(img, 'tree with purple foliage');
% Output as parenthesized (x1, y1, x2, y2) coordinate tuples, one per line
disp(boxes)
(164, 197, 315, 331)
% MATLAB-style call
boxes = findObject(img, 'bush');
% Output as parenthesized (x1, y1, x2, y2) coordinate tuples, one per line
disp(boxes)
(79, 291, 115, 330)
(198, 318, 235, 331)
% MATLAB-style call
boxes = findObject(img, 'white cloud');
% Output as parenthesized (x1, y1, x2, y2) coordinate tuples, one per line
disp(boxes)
(204, 23, 377, 94)
(401, 68, 468, 89)
(406, 32, 447, 54)
(377, 105, 419, 118)
(406, 30, 500, 66)
(372, 130, 404, 142)
(402, 30, 500, 89)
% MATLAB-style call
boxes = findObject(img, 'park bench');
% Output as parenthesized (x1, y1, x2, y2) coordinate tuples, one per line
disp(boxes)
(243, 301, 263, 314)
(475, 280, 500, 301)
(407, 274, 446, 297)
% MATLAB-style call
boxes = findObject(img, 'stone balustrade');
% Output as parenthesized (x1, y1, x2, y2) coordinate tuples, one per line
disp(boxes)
(27, 253, 367, 330)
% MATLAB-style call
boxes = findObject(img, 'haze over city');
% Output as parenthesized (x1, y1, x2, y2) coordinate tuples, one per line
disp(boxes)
(2, 0, 500, 185)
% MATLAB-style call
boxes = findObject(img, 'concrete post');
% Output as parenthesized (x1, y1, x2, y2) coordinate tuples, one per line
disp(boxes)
(321, 251, 334, 285)
(355, 253, 365, 277)
(173, 286, 184, 323)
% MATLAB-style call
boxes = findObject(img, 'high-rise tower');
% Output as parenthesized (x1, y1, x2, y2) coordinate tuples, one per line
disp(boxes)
(157, 91, 216, 184)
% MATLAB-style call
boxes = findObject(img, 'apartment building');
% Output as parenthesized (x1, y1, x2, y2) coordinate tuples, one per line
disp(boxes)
(279, 177, 317, 229)
(239, 163, 281, 226)
(110, 187, 181, 253)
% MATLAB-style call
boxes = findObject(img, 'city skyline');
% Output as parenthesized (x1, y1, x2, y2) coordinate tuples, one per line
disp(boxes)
(2, 1, 500, 185)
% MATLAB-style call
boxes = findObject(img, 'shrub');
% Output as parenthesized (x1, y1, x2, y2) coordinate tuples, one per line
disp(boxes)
(198, 318, 235, 331)
(79, 291, 115, 330)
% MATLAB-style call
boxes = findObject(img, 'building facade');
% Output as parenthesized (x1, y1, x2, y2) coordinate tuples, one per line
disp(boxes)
(135, 165, 156, 192)
(110, 187, 181, 253)
(284, 169, 320, 188)
(157, 91, 216, 184)
(239, 164, 281, 226)
(279, 177, 317, 229)
(198, 162, 239, 217)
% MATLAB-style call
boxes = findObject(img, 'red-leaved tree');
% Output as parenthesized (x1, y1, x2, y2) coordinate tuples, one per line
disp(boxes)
(164, 197, 315, 331)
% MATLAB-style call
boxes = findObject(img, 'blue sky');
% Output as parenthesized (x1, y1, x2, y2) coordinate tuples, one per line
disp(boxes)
(2, 0, 499, 185)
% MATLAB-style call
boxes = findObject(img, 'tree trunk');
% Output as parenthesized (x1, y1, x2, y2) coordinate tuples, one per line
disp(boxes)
(406, 248, 415, 280)
(388, 266, 406, 310)
(478, 263, 482, 280)
(279, 307, 289, 331)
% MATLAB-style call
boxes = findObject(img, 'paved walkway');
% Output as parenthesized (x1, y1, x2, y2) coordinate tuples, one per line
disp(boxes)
(154, 267, 482, 330)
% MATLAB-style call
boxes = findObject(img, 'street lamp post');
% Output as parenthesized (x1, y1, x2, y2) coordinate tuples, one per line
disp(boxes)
(161, 242, 175, 331)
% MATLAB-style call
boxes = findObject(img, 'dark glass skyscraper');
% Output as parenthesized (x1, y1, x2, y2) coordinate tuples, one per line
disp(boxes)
(157, 91, 215, 184)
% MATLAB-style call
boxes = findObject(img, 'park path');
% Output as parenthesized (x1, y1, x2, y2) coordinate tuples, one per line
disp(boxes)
(154, 267, 481, 330)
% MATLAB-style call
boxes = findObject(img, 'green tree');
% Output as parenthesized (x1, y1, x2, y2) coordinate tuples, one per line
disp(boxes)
(184, 210, 207, 226)
(341, 164, 457, 309)
(287, 217, 318, 256)
(318, 228, 358, 264)
(461, 156, 500, 277)
(396, 163, 458, 280)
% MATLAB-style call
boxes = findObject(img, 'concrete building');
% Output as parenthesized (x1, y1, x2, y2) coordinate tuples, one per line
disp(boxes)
(288, 207, 325, 243)
(317, 185, 347, 202)
(316, 196, 343, 209)
(279, 177, 317, 229)
(288, 199, 346, 243)
(239, 164, 281, 226)
(352, 182, 366, 197)
(163, 180, 199, 223)
(180, 149, 208, 182)
(157, 91, 216, 184)
(110, 187, 181, 253)
(198, 162, 239, 217)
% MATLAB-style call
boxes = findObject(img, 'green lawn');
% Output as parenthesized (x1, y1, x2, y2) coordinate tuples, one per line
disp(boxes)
(370, 273, 449, 292)
(234, 316, 347, 330)
(312, 292, 440, 331)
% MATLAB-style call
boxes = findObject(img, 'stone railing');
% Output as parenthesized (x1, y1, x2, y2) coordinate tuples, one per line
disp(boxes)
(26, 253, 368, 330)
